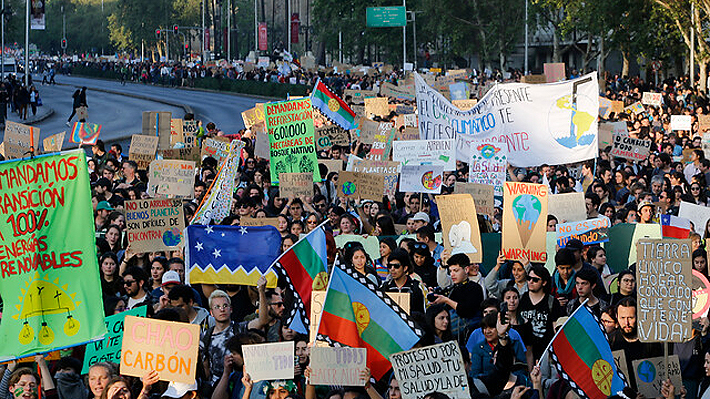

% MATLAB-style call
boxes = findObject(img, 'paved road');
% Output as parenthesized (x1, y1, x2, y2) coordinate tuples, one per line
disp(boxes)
(21, 74, 271, 149)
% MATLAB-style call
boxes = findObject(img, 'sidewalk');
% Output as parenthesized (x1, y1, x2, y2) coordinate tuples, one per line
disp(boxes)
(5, 105, 54, 125)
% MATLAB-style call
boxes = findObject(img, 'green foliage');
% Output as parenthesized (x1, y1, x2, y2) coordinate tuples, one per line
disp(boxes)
(70, 64, 309, 97)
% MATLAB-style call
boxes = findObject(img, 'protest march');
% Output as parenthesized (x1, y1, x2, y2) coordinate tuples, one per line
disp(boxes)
(3, 60, 710, 399)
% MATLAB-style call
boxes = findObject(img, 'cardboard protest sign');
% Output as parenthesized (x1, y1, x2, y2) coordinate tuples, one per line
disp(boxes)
(699, 115, 710, 133)
(380, 82, 415, 101)
(452, 99, 478, 110)
(148, 160, 196, 198)
(469, 142, 507, 198)
(399, 165, 444, 194)
(337, 171, 385, 201)
(4, 121, 40, 159)
(678, 201, 710, 234)
(265, 98, 321, 185)
(121, 316, 200, 384)
(365, 97, 390, 118)
(438, 194, 482, 263)
(399, 127, 420, 141)
(125, 199, 186, 253)
(315, 125, 350, 151)
(243, 341, 295, 382)
(671, 115, 692, 131)
(453, 183, 495, 216)
(642, 92, 662, 106)
(610, 134, 652, 161)
(598, 122, 627, 150)
(636, 239, 693, 342)
(543, 63, 565, 82)
(170, 118, 183, 146)
(344, 89, 377, 104)
(392, 139, 456, 170)
(624, 102, 644, 115)
(42, 131, 65, 153)
(403, 114, 418, 128)
(367, 122, 395, 161)
(201, 137, 232, 165)
(556, 216, 610, 246)
(279, 173, 313, 198)
(241, 104, 265, 128)
(182, 121, 199, 148)
(82, 306, 147, 373)
(240, 217, 280, 227)
(502, 182, 548, 262)
(598, 97, 612, 119)
(142, 111, 172, 150)
(390, 341, 470, 399)
(396, 104, 415, 115)
(160, 147, 201, 165)
(547, 192, 586, 223)
(632, 355, 682, 398)
(319, 159, 343, 175)
(521, 75, 547, 84)
(357, 118, 379, 142)
(309, 347, 367, 386)
(129, 135, 159, 170)
(611, 101, 624, 115)
(449, 82, 469, 101)
(611, 350, 629, 382)
(350, 159, 400, 196)
(0, 151, 107, 361)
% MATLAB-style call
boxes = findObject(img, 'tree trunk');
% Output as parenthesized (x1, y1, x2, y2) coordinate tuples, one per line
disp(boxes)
(622, 50, 630, 77)
(699, 60, 708, 94)
(499, 37, 505, 71)
(553, 30, 560, 63)
(597, 36, 606, 89)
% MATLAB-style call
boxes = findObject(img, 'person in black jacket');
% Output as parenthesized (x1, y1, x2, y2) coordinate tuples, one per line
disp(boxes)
(430, 253, 484, 341)
(381, 248, 426, 314)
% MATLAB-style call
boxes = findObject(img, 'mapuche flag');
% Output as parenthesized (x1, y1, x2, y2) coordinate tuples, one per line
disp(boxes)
(273, 223, 329, 334)
(550, 304, 627, 399)
(317, 265, 423, 380)
(311, 79, 357, 130)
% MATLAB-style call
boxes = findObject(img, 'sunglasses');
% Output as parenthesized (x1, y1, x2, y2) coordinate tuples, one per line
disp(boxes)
(123, 280, 136, 286)
(527, 276, 541, 283)
(388, 262, 403, 269)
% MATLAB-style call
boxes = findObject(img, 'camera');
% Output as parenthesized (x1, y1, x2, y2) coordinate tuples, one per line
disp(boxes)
(427, 286, 444, 302)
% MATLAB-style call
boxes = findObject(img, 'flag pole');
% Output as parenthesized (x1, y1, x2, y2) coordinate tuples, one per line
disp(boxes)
(535, 298, 590, 369)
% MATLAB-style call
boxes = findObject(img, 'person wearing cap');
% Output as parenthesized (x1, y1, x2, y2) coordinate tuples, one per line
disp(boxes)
(411, 212, 430, 230)
(154, 269, 182, 310)
(94, 201, 113, 231)
(637, 200, 655, 224)
(161, 381, 198, 399)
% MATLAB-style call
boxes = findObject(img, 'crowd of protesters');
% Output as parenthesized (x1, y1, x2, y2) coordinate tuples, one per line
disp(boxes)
(4, 63, 710, 399)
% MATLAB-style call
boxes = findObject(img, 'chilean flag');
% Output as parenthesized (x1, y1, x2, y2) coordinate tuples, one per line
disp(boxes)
(661, 214, 691, 239)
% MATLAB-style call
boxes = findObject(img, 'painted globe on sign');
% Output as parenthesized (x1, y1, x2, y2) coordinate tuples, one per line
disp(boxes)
(341, 181, 357, 196)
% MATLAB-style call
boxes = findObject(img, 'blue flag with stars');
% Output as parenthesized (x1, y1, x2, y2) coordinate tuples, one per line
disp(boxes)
(185, 225, 282, 287)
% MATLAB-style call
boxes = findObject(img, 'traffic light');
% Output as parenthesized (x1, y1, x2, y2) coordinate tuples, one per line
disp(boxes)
(173, 25, 179, 34)
(61, 38, 67, 48)
(184, 43, 188, 50)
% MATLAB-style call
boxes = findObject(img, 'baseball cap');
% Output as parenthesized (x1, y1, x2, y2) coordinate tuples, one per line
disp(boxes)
(411, 212, 430, 224)
(161, 270, 181, 286)
(565, 239, 584, 251)
(162, 381, 198, 398)
(96, 201, 113, 211)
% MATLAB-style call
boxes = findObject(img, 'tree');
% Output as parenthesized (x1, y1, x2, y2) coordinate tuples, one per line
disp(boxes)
(652, 0, 710, 91)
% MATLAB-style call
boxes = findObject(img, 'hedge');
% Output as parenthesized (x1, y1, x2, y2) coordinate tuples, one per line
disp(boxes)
(68, 65, 310, 98)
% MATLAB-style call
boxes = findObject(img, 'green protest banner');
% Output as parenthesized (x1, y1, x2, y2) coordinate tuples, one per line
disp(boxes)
(81, 306, 147, 373)
(0, 150, 107, 361)
(264, 98, 321, 185)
